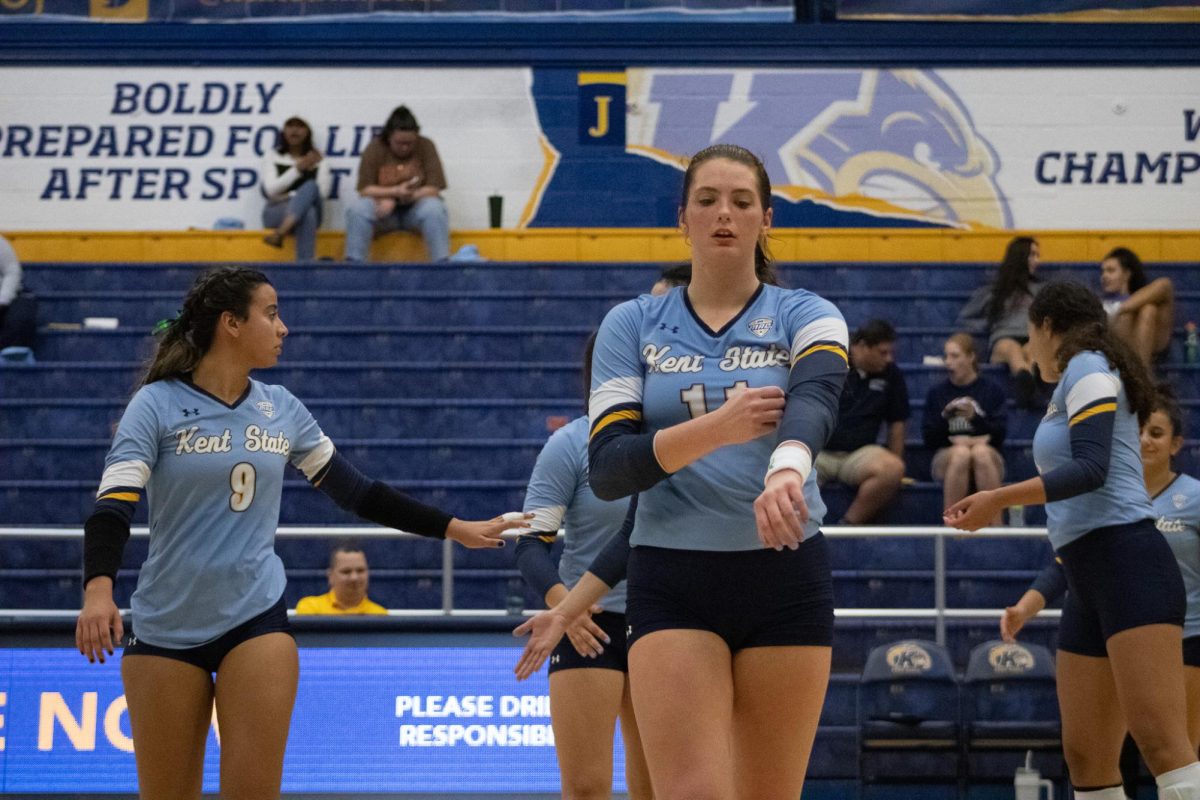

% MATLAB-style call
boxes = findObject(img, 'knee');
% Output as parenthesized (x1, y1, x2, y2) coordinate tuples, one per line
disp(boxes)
(413, 195, 448, 219)
(879, 452, 905, 482)
(969, 445, 994, 468)
(1062, 736, 1108, 778)
(947, 445, 972, 470)
(561, 780, 612, 800)
(346, 196, 375, 222)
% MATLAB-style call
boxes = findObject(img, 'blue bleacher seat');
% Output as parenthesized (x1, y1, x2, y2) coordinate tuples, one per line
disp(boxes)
(962, 639, 1063, 781)
(858, 639, 961, 785)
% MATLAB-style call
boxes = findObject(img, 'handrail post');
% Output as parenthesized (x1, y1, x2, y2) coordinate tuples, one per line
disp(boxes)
(934, 533, 947, 646)
(441, 537, 455, 616)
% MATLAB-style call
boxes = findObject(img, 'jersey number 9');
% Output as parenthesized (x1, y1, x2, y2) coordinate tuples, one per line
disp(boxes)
(229, 462, 257, 512)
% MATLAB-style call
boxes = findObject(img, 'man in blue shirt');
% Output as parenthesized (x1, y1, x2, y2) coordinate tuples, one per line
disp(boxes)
(815, 318, 909, 524)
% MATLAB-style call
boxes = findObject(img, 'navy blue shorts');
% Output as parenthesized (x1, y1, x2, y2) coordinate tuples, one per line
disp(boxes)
(1057, 519, 1185, 658)
(123, 595, 292, 673)
(1184, 637, 1200, 668)
(548, 611, 628, 675)
(624, 533, 834, 653)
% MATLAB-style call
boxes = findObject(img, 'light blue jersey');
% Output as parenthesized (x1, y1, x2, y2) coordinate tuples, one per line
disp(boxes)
(98, 378, 333, 648)
(522, 417, 628, 613)
(1155, 473, 1200, 639)
(1033, 351, 1153, 550)
(590, 284, 848, 551)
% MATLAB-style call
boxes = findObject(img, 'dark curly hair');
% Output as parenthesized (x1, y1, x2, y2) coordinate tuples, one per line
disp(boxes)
(1028, 280, 1153, 424)
(1103, 247, 1148, 294)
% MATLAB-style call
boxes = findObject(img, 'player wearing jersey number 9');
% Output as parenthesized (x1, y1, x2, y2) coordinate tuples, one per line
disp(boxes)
(75, 266, 529, 800)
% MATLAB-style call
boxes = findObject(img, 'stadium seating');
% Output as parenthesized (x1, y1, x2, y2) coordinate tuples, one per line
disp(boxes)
(858, 639, 962, 792)
(962, 640, 1063, 781)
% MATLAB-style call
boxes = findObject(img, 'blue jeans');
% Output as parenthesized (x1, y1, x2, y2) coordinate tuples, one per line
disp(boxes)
(343, 194, 450, 262)
(262, 180, 323, 261)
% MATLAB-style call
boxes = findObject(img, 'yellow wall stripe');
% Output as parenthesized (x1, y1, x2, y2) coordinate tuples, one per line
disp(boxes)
(591, 409, 641, 437)
(1069, 403, 1117, 426)
(577, 71, 627, 86)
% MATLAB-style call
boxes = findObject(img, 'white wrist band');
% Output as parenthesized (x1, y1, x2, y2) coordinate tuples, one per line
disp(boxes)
(765, 444, 813, 486)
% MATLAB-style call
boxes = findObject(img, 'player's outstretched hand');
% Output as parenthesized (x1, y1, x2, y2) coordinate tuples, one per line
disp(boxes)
(712, 385, 785, 446)
(755, 469, 809, 550)
(76, 578, 123, 665)
(565, 604, 609, 659)
(1000, 605, 1033, 643)
(943, 490, 1003, 532)
(513, 608, 569, 681)
(447, 512, 532, 549)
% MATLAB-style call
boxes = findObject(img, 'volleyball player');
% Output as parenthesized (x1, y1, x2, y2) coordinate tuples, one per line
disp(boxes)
(515, 333, 651, 800)
(1006, 385, 1200, 759)
(945, 281, 1200, 799)
(75, 266, 528, 800)
(516, 144, 849, 799)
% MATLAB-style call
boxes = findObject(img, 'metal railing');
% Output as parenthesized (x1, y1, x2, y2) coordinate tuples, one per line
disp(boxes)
(0, 525, 1062, 644)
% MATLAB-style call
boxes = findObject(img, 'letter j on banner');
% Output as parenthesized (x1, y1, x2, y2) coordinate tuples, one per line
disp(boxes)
(578, 72, 626, 146)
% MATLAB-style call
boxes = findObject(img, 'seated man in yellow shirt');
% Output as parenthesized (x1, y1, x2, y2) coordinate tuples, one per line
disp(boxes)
(295, 540, 388, 615)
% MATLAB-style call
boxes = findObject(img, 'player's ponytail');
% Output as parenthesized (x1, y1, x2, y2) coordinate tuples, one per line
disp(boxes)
(141, 266, 271, 386)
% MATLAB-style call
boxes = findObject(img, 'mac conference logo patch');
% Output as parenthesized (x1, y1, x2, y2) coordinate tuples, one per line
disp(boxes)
(256, 401, 276, 419)
(748, 317, 774, 338)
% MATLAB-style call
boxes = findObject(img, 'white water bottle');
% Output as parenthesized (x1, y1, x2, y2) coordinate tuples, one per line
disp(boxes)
(1014, 751, 1054, 800)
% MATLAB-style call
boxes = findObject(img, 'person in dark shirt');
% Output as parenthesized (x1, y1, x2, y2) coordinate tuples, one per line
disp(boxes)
(922, 332, 1008, 526)
(815, 318, 909, 524)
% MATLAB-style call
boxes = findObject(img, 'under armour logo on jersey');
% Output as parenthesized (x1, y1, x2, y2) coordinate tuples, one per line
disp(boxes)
(127, 635, 137, 646)
(181, 408, 200, 417)
(550, 654, 560, 664)
(626, 625, 633, 637)
(659, 322, 679, 334)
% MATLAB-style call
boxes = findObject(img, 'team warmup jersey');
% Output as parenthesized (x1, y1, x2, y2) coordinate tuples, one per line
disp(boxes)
(1154, 473, 1200, 638)
(1033, 351, 1152, 550)
(522, 417, 628, 613)
(97, 377, 333, 648)
(590, 283, 847, 552)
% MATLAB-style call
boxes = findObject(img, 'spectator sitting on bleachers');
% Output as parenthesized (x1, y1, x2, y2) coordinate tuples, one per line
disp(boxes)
(1100, 246, 1176, 368)
(260, 116, 331, 261)
(0, 233, 36, 353)
(957, 236, 1044, 408)
(344, 105, 450, 263)
(816, 318, 908, 525)
(295, 540, 387, 615)
(922, 333, 1007, 526)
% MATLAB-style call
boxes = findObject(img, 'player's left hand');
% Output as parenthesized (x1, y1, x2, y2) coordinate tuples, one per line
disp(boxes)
(754, 470, 809, 550)
(513, 608, 569, 681)
(446, 512, 532, 549)
(564, 604, 609, 659)
(943, 490, 1002, 532)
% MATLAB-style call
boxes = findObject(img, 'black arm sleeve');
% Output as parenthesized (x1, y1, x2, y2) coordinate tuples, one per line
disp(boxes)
(316, 452, 451, 539)
(1029, 558, 1067, 606)
(587, 496, 637, 588)
(515, 533, 563, 601)
(83, 511, 131, 587)
(776, 349, 847, 458)
(587, 415, 670, 502)
(1041, 410, 1115, 503)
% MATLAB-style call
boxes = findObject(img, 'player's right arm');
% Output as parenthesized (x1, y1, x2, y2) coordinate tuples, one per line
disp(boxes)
(78, 388, 160, 664)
